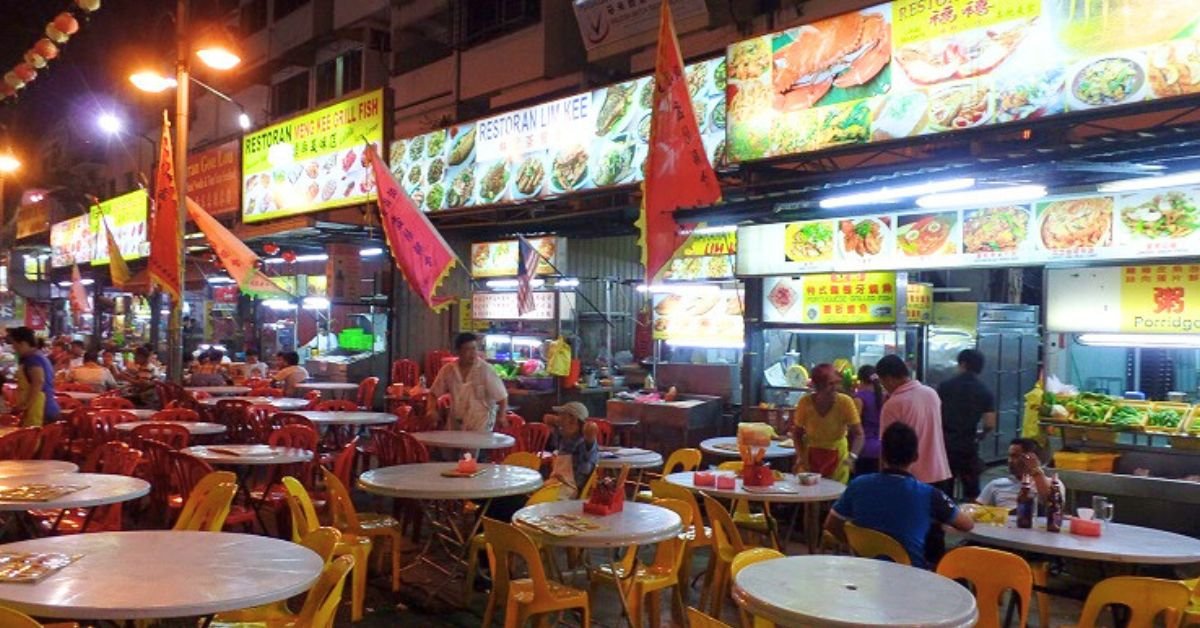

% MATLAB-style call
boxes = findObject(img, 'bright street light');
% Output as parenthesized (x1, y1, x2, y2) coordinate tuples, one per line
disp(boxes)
(97, 113, 122, 135)
(129, 70, 178, 93)
(0, 154, 19, 173)
(237, 111, 251, 130)
(196, 46, 240, 70)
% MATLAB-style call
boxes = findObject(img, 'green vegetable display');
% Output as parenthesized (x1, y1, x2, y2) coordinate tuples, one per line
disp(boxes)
(1108, 406, 1144, 431)
(1147, 409, 1183, 430)
(1067, 392, 1116, 424)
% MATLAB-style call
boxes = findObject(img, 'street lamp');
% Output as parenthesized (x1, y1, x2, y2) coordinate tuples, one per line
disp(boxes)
(0, 153, 19, 236)
(128, 0, 241, 383)
(97, 113, 122, 135)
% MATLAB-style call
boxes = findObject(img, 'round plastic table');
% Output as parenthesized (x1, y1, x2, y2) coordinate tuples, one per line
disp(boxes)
(597, 448, 663, 469)
(295, 382, 360, 399)
(59, 391, 99, 402)
(965, 518, 1200, 565)
(0, 531, 322, 620)
(0, 473, 150, 511)
(700, 436, 796, 459)
(513, 500, 683, 549)
(198, 396, 310, 411)
(183, 445, 312, 466)
(0, 460, 78, 478)
(291, 411, 397, 427)
(115, 421, 227, 436)
(185, 385, 252, 397)
(733, 555, 978, 628)
(411, 430, 515, 451)
(127, 409, 157, 420)
(358, 462, 542, 500)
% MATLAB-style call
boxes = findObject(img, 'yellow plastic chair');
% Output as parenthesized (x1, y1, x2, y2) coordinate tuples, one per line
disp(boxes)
(210, 527, 343, 625)
(282, 476, 372, 622)
(716, 461, 776, 548)
(844, 522, 910, 565)
(702, 493, 752, 618)
(937, 546, 1032, 628)
(212, 554, 355, 628)
(730, 547, 784, 628)
(1183, 577, 1200, 626)
(650, 479, 713, 607)
(687, 607, 734, 628)
(636, 448, 702, 502)
(0, 605, 79, 628)
(464, 481, 564, 602)
(481, 517, 589, 628)
(172, 470, 238, 531)
(1068, 576, 1191, 628)
(321, 467, 404, 594)
(501, 451, 541, 471)
(588, 498, 694, 627)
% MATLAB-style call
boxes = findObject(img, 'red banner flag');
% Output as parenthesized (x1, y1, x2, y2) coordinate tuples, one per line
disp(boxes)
(185, 198, 292, 298)
(149, 110, 181, 302)
(69, 264, 90, 315)
(364, 142, 458, 311)
(638, 1, 721, 284)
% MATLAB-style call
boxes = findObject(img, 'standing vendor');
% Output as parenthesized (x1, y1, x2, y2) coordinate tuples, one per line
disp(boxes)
(426, 332, 509, 432)
(792, 363, 864, 484)
(8, 327, 59, 426)
(303, 322, 339, 356)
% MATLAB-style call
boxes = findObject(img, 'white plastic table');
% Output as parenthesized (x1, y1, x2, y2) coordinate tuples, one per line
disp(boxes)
(733, 555, 979, 628)
(0, 460, 78, 478)
(700, 436, 796, 459)
(513, 500, 683, 549)
(198, 396, 310, 411)
(127, 409, 157, 420)
(0, 531, 322, 621)
(186, 385, 252, 396)
(665, 471, 845, 552)
(597, 448, 664, 470)
(115, 421, 227, 436)
(411, 430, 515, 452)
(291, 411, 397, 427)
(358, 463, 542, 604)
(59, 391, 98, 402)
(183, 445, 313, 531)
(966, 518, 1200, 565)
(296, 382, 360, 399)
(0, 473, 150, 511)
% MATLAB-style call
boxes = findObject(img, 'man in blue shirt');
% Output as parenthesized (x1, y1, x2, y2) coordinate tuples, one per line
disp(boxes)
(546, 401, 600, 494)
(825, 422, 973, 568)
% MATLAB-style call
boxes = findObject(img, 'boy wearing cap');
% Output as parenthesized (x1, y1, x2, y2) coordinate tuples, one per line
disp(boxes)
(545, 401, 600, 494)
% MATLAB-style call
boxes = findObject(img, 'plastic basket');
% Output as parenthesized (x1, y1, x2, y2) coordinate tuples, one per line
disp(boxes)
(1053, 451, 1120, 473)
(1144, 402, 1192, 434)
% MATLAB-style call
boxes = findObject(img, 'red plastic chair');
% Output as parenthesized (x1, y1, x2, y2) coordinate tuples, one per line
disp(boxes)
(139, 438, 175, 524)
(357, 377, 380, 410)
(268, 425, 320, 485)
(520, 422, 551, 453)
(371, 429, 429, 467)
(0, 413, 18, 427)
(586, 418, 614, 447)
(54, 395, 84, 414)
(504, 413, 526, 430)
(83, 440, 142, 474)
(273, 412, 316, 431)
(425, 350, 453, 382)
(392, 359, 419, 387)
(151, 408, 200, 423)
(42, 441, 141, 534)
(304, 390, 323, 410)
(167, 451, 256, 530)
(57, 382, 94, 392)
(316, 399, 358, 412)
(131, 423, 190, 450)
(0, 427, 41, 460)
(249, 387, 284, 398)
(37, 423, 67, 460)
(91, 396, 134, 410)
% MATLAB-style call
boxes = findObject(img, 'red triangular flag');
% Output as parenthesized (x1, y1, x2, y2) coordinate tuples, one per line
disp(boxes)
(149, 110, 182, 302)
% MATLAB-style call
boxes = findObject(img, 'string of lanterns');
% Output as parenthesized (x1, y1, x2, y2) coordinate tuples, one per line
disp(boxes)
(2, 0, 102, 102)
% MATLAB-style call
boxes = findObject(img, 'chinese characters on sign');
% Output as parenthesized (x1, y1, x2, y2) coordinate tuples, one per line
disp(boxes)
(472, 292, 576, 321)
(1047, 265, 1200, 334)
(188, 141, 241, 217)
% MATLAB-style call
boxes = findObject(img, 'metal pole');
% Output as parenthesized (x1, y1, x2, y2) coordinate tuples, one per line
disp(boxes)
(168, 0, 189, 383)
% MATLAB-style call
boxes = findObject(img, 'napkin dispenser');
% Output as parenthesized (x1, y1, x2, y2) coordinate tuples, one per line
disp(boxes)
(1069, 517, 1102, 537)
(693, 471, 715, 487)
(456, 453, 478, 475)
(742, 464, 775, 487)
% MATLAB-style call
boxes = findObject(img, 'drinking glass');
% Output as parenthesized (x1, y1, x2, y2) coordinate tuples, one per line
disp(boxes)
(1092, 496, 1114, 523)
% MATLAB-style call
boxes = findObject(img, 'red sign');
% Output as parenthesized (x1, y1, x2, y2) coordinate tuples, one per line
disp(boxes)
(187, 141, 240, 218)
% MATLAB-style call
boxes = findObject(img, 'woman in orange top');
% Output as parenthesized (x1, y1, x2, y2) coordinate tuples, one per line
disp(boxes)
(792, 364, 864, 484)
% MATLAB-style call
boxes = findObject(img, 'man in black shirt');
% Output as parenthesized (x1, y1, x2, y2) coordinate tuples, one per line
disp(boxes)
(936, 349, 996, 501)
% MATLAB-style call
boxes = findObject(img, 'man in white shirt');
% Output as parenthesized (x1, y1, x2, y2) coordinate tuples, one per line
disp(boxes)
(67, 340, 86, 369)
(68, 351, 119, 392)
(979, 438, 1065, 510)
(272, 351, 310, 396)
(426, 333, 508, 432)
(243, 349, 269, 379)
(303, 324, 339, 355)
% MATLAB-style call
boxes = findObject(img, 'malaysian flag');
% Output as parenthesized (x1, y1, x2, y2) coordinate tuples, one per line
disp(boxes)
(516, 236, 540, 316)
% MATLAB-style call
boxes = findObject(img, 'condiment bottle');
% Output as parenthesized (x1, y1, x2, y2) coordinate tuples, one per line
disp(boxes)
(1016, 474, 1035, 529)
(1045, 474, 1063, 533)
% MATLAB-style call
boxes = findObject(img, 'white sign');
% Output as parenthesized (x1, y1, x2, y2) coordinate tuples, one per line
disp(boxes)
(1046, 267, 1123, 333)
(572, 0, 709, 54)
(475, 94, 593, 163)
(472, 292, 577, 321)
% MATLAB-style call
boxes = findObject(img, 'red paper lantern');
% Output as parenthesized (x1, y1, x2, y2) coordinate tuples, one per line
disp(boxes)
(34, 39, 58, 60)
(75, 0, 101, 12)
(0, 85, 15, 98)
(23, 52, 46, 70)
(4, 73, 24, 90)
(14, 64, 36, 84)
(54, 13, 80, 35)
(281, 251, 297, 263)
(263, 243, 279, 255)
(45, 25, 69, 44)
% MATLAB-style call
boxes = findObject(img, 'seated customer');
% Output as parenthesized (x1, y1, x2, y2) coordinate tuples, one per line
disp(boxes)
(825, 422, 973, 568)
(67, 351, 119, 392)
(978, 438, 1065, 511)
(272, 351, 309, 396)
(545, 401, 600, 496)
(189, 350, 229, 387)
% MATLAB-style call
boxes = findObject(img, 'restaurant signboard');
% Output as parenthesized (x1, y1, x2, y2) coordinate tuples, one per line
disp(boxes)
(472, 291, 576, 321)
(725, 0, 1200, 162)
(90, 189, 150, 266)
(188, 140, 241, 217)
(651, 286, 743, 345)
(50, 215, 94, 268)
(469, 237, 566, 278)
(659, 230, 737, 282)
(1047, 264, 1200, 334)
(763, 272, 928, 325)
(242, 89, 385, 223)
(390, 58, 726, 212)
(738, 185, 1200, 276)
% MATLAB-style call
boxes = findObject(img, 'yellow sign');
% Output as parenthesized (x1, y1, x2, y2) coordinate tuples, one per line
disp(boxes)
(458, 298, 487, 332)
(90, 189, 150, 266)
(469, 237, 561, 278)
(906, 282, 933, 323)
(800, 272, 897, 324)
(893, 0, 1042, 48)
(659, 230, 737, 282)
(242, 89, 385, 223)
(783, 220, 836, 264)
(1119, 264, 1200, 333)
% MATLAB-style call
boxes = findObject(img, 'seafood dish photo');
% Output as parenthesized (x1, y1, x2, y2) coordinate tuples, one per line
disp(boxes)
(446, 166, 475, 209)
(595, 84, 634, 137)
(927, 84, 993, 131)
(813, 99, 872, 147)
(1147, 38, 1200, 98)
(1119, 191, 1200, 239)
(897, 213, 957, 257)
(963, 206, 1030, 253)
(838, 217, 890, 259)
(448, 126, 476, 166)
(771, 9, 891, 112)
(551, 146, 589, 191)
(996, 69, 1065, 123)
(894, 18, 1034, 85)
(871, 90, 928, 141)
(728, 37, 772, 80)
(1039, 198, 1113, 250)
(513, 157, 546, 197)
(477, 161, 510, 204)
(426, 157, 445, 184)
(424, 182, 444, 211)
(425, 129, 446, 158)
(686, 61, 709, 98)
(637, 114, 652, 143)
(1071, 56, 1145, 108)
(407, 135, 425, 162)
(785, 221, 834, 261)
(591, 143, 636, 188)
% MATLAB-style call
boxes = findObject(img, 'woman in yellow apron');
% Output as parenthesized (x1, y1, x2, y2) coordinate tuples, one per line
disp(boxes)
(8, 328, 59, 427)
(792, 363, 864, 484)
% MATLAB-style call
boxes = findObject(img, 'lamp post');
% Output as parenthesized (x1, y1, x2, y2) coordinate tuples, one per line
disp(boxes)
(0, 153, 20, 230)
(130, 1, 240, 383)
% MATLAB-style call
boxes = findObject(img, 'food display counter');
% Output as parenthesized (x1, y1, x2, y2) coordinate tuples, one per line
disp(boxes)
(605, 396, 723, 453)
